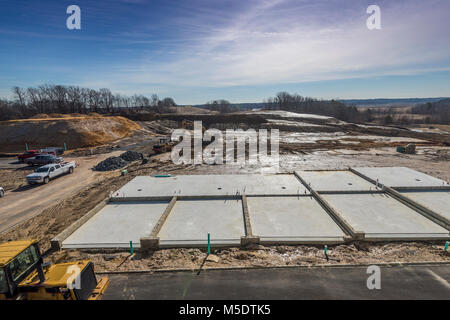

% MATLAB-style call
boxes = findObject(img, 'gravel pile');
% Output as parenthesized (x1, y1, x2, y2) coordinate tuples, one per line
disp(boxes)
(94, 150, 143, 171)
(119, 150, 142, 162)
(94, 156, 128, 171)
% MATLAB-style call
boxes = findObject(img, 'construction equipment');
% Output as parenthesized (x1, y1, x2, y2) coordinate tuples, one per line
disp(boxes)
(181, 119, 206, 133)
(396, 143, 416, 154)
(152, 137, 175, 154)
(0, 240, 109, 300)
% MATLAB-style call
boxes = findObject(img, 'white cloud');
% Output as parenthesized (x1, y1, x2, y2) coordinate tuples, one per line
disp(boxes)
(92, 0, 450, 91)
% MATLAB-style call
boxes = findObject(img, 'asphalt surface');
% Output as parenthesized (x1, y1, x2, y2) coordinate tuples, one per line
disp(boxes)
(103, 264, 450, 300)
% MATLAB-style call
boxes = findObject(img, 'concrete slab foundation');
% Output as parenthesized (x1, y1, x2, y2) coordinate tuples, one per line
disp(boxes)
(322, 193, 450, 240)
(112, 174, 308, 199)
(157, 198, 246, 247)
(399, 190, 450, 223)
(62, 201, 169, 249)
(247, 196, 346, 243)
(352, 167, 449, 188)
(56, 170, 450, 250)
(296, 170, 376, 192)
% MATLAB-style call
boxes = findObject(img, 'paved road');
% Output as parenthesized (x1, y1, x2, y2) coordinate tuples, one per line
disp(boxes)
(103, 264, 450, 300)
(0, 153, 119, 234)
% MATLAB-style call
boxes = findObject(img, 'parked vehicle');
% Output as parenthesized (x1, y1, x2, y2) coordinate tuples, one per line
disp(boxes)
(25, 154, 63, 166)
(18, 150, 56, 162)
(26, 162, 76, 185)
(0, 187, 4, 198)
(40, 147, 64, 155)
(17, 150, 40, 162)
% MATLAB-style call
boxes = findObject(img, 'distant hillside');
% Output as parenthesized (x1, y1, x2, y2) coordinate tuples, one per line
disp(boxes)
(192, 102, 264, 110)
(339, 98, 448, 107)
(191, 98, 450, 110)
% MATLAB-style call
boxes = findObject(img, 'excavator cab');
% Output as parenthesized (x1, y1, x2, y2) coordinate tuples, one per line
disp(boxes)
(0, 240, 109, 300)
(153, 137, 174, 154)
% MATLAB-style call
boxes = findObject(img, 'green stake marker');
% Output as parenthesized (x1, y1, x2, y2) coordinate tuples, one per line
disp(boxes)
(64, 142, 67, 151)
(444, 241, 449, 251)
(207, 233, 211, 255)
(130, 241, 134, 255)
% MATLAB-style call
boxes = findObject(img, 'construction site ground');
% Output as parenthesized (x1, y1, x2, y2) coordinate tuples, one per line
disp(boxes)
(0, 111, 450, 272)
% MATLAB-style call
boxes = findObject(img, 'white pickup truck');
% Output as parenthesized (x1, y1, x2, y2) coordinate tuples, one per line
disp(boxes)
(26, 162, 76, 185)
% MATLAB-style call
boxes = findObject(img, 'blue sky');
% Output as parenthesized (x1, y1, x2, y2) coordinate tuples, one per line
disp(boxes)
(1, 0, 450, 104)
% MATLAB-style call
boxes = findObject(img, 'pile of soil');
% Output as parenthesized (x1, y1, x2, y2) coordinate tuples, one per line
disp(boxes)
(0, 114, 141, 153)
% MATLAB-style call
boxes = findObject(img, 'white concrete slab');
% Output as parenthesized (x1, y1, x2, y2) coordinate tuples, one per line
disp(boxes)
(322, 193, 449, 240)
(158, 199, 245, 246)
(400, 190, 450, 222)
(113, 174, 308, 198)
(247, 196, 345, 243)
(62, 201, 168, 249)
(296, 170, 375, 192)
(352, 167, 449, 188)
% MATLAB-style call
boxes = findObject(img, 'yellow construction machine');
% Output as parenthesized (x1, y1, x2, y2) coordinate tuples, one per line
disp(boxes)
(181, 119, 206, 133)
(0, 240, 109, 300)
(152, 137, 175, 154)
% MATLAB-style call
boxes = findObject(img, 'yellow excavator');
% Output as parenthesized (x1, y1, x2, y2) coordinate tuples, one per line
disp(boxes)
(181, 119, 206, 133)
(152, 120, 207, 154)
(152, 137, 175, 154)
(0, 240, 109, 300)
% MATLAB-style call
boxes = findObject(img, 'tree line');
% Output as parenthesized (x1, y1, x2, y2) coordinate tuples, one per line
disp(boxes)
(263, 92, 366, 122)
(0, 85, 178, 120)
(262, 92, 450, 125)
(411, 99, 450, 124)
(204, 99, 239, 113)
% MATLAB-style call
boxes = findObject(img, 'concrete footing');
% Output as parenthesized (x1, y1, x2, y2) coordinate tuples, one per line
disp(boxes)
(240, 236, 260, 247)
(140, 237, 160, 250)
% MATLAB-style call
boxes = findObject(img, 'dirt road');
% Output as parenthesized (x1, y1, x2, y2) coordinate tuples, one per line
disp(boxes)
(0, 152, 121, 234)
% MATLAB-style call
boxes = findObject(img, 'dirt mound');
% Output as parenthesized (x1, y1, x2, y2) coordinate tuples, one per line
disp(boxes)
(0, 115, 141, 153)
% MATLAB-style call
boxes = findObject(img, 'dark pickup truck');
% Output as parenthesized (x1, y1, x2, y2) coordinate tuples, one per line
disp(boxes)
(25, 154, 63, 166)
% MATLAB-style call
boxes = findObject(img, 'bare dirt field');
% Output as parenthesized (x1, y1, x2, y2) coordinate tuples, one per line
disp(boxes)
(1, 110, 450, 271)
